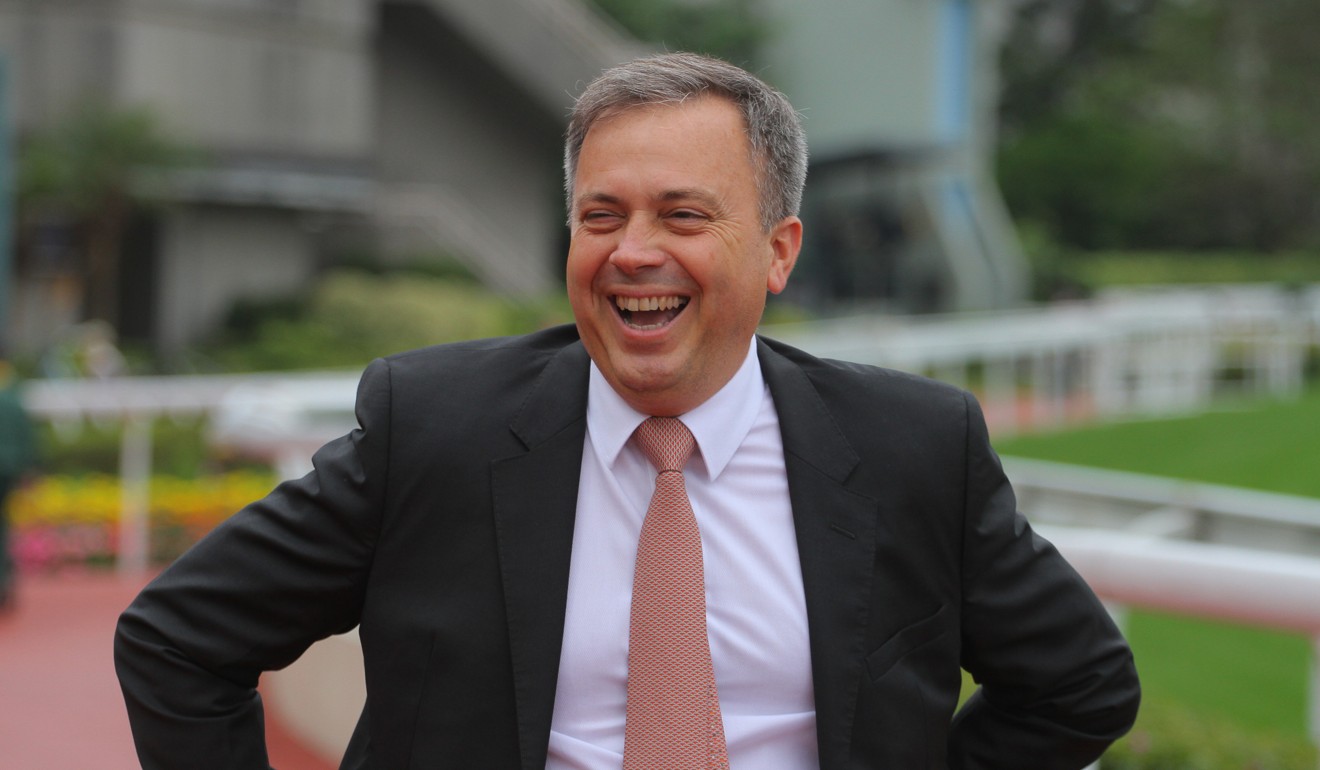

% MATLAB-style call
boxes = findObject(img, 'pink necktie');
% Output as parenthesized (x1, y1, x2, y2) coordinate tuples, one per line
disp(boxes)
(624, 417, 730, 770)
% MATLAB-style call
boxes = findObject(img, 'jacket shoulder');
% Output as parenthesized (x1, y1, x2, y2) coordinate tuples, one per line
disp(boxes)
(351, 324, 587, 434)
(383, 324, 582, 377)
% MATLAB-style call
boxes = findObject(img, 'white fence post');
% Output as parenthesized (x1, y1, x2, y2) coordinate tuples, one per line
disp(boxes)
(116, 413, 153, 577)
(1311, 635, 1320, 770)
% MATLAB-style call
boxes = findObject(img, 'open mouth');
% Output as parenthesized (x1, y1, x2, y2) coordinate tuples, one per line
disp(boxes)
(614, 295, 690, 331)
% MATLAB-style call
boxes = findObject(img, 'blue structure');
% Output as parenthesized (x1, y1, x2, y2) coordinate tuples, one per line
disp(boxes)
(758, 0, 1027, 314)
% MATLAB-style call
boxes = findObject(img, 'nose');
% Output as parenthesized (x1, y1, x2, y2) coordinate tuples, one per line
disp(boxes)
(608, 218, 666, 273)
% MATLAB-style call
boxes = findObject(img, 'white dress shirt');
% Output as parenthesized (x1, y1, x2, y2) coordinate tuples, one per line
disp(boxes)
(546, 340, 818, 769)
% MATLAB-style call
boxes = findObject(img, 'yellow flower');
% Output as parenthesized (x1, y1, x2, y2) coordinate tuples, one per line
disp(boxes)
(10, 472, 278, 532)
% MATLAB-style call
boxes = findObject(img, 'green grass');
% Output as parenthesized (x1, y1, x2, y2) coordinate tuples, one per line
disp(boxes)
(1123, 610, 1312, 737)
(986, 387, 1320, 759)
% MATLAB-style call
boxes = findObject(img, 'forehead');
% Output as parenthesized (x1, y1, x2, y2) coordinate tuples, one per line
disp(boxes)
(575, 96, 756, 189)
(590, 91, 747, 133)
(589, 95, 746, 143)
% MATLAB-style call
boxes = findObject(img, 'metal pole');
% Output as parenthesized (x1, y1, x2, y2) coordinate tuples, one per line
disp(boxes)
(986, 356, 1016, 434)
(1310, 635, 1320, 770)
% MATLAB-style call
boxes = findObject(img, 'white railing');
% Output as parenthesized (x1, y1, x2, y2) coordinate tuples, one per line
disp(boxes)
(1006, 457, 1320, 556)
(1046, 526, 1320, 770)
(1008, 458, 1320, 761)
(22, 284, 1317, 569)
(21, 370, 359, 575)
(765, 283, 1318, 434)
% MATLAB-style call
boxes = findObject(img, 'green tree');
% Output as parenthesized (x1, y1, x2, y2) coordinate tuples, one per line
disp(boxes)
(997, 0, 1320, 253)
(17, 101, 193, 327)
(1137, 0, 1320, 251)
(998, 0, 1162, 136)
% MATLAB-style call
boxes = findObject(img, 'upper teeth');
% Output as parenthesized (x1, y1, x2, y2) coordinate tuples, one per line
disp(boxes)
(616, 296, 685, 312)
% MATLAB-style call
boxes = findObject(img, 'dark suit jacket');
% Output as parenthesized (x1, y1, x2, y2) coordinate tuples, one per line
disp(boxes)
(115, 325, 1139, 769)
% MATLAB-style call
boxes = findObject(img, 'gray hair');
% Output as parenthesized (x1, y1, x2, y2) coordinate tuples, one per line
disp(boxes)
(564, 52, 808, 231)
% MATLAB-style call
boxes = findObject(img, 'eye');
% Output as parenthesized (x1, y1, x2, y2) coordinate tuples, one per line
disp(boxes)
(666, 209, 709, 227)
(580, 210, 623, 230)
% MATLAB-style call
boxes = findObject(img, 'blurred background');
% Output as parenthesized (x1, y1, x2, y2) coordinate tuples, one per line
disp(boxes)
(0, 0, 1318, 768)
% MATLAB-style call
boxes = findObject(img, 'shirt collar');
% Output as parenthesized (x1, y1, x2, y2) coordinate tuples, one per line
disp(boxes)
(586, 338, 766, 482)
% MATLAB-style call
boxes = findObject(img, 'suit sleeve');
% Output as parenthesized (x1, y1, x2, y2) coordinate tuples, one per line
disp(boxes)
(113, 358, 393, 769)
(948, 392, 1140, 769)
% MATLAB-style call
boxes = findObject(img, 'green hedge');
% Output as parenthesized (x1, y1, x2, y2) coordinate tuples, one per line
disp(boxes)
(204, 269, 572, 372)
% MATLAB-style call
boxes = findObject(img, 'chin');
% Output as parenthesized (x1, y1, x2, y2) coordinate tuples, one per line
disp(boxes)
(616, 370, 679, 399)
(610, 367, 685, 407)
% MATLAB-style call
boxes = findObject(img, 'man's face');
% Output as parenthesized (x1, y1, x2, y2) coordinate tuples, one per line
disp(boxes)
(566, 96, 801, 416)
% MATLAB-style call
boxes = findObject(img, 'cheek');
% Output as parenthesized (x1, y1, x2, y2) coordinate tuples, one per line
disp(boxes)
(565, 249, 615, 321)
(568, 230, 620, 268)
(564, 246, 597, 289)
(704, 251, 770, 303)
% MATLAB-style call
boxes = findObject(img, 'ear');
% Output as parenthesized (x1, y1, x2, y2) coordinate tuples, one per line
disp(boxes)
(765, 216, 802, 295)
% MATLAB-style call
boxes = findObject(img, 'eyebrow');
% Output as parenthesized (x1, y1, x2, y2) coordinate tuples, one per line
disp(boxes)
(575, 192, 623, 210)
(574, 188, 722, 211)
(659, 188, 721, 208)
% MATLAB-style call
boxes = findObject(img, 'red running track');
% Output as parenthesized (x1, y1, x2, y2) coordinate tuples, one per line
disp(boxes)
(0, 570, 335, 770)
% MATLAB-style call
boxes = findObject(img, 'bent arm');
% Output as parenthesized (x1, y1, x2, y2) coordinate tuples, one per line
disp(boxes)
(114, 359, 393, 769)
(949, 394, 1140, 768)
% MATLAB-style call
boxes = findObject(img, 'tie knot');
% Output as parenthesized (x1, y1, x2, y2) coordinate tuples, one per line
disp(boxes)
(634, 417, 695, 473)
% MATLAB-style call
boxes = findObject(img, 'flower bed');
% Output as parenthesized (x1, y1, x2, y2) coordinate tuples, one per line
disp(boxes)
(8, 472, 277, 570)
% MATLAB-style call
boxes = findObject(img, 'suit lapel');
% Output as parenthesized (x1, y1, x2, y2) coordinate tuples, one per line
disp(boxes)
(491, 341, 590, 770)
(759, 338, 880, 770)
